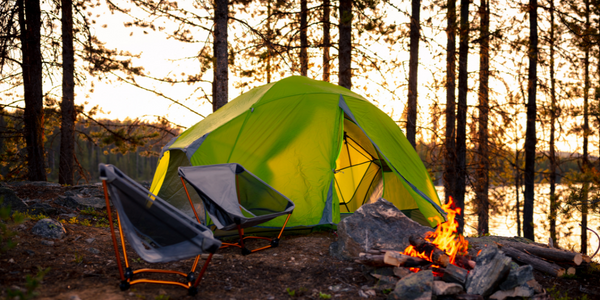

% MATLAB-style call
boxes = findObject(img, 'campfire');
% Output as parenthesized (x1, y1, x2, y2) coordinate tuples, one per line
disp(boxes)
(402, 197, 471, 272)
(345, 197, 592, 299)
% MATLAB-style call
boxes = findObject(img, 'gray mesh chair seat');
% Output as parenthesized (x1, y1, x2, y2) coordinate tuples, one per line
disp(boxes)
(178, 163, 295, 255)
(99, 163, 221, 295)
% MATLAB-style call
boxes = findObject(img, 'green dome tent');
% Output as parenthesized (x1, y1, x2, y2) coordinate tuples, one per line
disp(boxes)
(149, 76, 446, 229)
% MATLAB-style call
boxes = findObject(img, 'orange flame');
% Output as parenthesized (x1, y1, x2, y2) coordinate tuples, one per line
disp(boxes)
(403, 196, 469, 266)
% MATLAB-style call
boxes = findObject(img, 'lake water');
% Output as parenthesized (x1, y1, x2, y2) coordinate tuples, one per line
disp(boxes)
(435, 184, 600, 258)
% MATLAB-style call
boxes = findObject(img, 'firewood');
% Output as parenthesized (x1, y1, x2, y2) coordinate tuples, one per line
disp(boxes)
(442, 263, 468, 285)
(566, 267, 576, 276)
(383, 251, 430, 268)
(498, 241, 583, 265)
(409, 235, 450, 267)
(355, 253, 387, 267)
(455, 255, 475, 270)
(502, 246, 565, 277)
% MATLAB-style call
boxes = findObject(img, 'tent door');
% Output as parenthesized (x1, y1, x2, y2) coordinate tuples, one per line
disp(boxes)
(334, 117, 387, 213)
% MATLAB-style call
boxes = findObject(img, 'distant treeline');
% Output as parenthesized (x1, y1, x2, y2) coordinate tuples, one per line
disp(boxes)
(0, 106, 180, 184)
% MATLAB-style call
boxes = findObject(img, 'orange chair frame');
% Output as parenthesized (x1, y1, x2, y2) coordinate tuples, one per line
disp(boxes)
(180, 177, 292, 255)
(101, 180, 214, 296)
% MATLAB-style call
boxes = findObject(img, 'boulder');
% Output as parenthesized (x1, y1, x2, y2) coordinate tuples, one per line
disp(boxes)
(330, 198, 432, 260)
(388, 269, 433, 300)
(0, 187, 28, 212)
(31, 218, 67, 239)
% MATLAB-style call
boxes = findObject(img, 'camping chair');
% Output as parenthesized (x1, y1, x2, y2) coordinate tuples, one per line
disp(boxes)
(178, 163, 295, 255)
(99, 164, 222, 296)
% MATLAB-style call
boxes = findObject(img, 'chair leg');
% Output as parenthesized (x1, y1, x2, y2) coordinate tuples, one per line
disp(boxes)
(102, 180, 127, 287)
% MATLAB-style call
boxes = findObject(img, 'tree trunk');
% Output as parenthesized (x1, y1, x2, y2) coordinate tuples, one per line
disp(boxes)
(59, 0, 75, 185)
(443, 0, 457, 205)
(548, 0, 558, 246)
(406, 0, 421, 149)
(213, 0, 228, 112)
(300, 0, 308, 76)
(20, 0, 46, 181)
(455, 0, 470, 234)
(523, 0, 538, 241)
(581, 0, 591, 255)
(266, 0, 272, 83)
(322, 0, 330, 82)
(476, 0, 490, 235)
(338, 0, 352, 89)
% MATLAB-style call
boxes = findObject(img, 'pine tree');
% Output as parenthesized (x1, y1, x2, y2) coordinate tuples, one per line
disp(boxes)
(406, 0, 421, 149)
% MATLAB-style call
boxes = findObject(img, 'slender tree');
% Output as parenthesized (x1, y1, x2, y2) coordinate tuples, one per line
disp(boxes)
(323, 0, 331, 82)
(19, 0, 47, 181)
(476, 0, 490, 235)
(444, 0, 457, 205)
(213, 0, 229, 112)
(339, 0, 352, 89)
(59, 0, 75, 185)
(406, 0, 421, 149)
(523, 0, 538, 241)
(455, 0, 470, 234)
(300, 0, 308, 76)
(580, 0, 591, 255)
(548, 0, 558, 245)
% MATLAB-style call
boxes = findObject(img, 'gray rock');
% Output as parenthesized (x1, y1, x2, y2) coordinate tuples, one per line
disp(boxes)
(0, 187, 28, 212)
(465, 247, 512, 297)
(26, 202, 57, 216)
(432, 281, 463, 296)
(55, 195, 106, 210)
(88, 247, 100, 255)
(489, 285, 534, 300)
(388, 270, 433, 300)
(393, 267, 412, 279)
(85, 238, 95, 244)
(331, 198, 432, 260)
(499, 265, 534, 291)
(31, 218, 66, 239)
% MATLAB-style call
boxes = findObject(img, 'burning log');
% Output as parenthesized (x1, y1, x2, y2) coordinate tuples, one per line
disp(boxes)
(455, 254, 476, 270)
(383, 250, 431, 268)
(409, 235, 450, 267)
(497, 241, 583, 265)
(502, 246, 565, 277)
(442, 263, 468, 285)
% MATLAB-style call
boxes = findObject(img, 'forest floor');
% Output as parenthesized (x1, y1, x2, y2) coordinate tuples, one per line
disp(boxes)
(1, 182, 599, 300)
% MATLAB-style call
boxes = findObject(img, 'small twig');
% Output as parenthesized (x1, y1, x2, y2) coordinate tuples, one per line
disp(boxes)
(579, 223, 600, 259)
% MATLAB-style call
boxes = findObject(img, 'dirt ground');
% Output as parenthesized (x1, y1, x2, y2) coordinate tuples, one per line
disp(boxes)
(1, 183, 600, 300)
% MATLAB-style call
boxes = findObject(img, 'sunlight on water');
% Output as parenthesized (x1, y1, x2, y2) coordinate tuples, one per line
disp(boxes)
(436, 184, 600, 256)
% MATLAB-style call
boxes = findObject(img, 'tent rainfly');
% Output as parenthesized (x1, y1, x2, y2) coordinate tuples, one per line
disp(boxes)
(149, 76, 446, 229)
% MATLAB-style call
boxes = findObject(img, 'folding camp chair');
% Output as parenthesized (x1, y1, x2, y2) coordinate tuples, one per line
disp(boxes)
(178, 163, 295, 255)
(99, 164, 222, 296)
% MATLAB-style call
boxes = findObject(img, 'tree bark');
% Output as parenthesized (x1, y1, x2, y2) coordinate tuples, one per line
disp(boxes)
(476, 0, 490, 235)
(406, 0, 421, 149)
(59, 0, 75, 185)
(322, 0, 330, 82)
(20, 0, 46, 181)
(213, 0, 228, 112)
(581, 0, 591, 255)
(300, 0, 308, 76)
(443, 0, 457, 205)
(455, 0, 470, 234)
(338, 0, 352, 89)
(523, 0, 538, 241)
(548, 0, 558, 246)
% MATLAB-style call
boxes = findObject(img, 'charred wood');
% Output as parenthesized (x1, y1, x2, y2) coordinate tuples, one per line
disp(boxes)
(497, 241, 583, 265)
(502, 246, 565, 277)
(409, 235, 451, 267)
